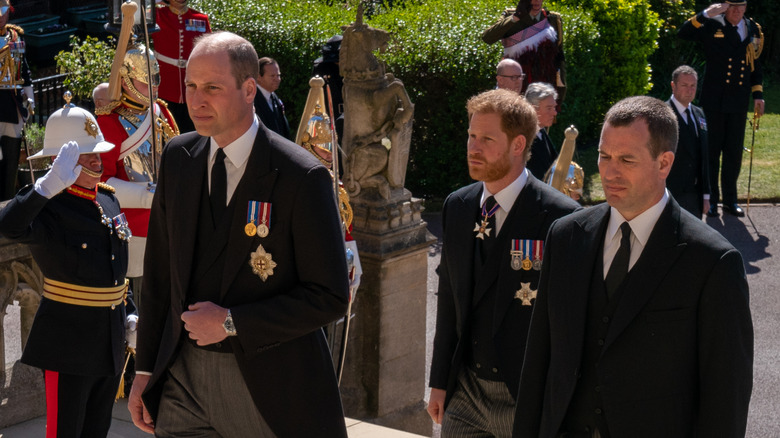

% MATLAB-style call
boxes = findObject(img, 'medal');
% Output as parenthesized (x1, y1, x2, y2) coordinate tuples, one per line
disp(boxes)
(474, 199, 500, 240)
(113, 213, 133, 241)
(522, 240, 533, 271)
(532, 240, 543, 271)
(249, 244, 277, 282)
(246, 201, 272, 237)
(514, 282, 537, 306)
(510, 240, 522, 271)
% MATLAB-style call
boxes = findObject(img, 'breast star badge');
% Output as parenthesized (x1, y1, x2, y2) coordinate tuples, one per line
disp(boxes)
(249, 244, 277, 282)
(514, 282, 537, 306)
(474, 220, 492, 240)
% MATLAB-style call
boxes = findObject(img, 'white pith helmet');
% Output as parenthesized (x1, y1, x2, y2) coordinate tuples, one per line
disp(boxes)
(29, 92, 115, 160)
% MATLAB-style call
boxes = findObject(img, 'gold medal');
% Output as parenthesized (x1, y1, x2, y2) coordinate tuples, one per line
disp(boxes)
(245, 222, 257, 236)
(257, 223, 269, 238)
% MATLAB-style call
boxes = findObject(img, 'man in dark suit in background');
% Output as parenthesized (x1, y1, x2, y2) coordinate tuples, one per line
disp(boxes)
(524, 82, 559, 181)
(513, 96, 753, 438)
(128, 31, 350, 437)
(427, 89, 579, 437)
(254, 56, 291, 139)
(678, 0, 765, 217)
(666, 65, 710, 218)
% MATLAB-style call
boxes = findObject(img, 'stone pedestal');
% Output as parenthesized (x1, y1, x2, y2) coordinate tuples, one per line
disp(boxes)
(338, 189, 435, 436)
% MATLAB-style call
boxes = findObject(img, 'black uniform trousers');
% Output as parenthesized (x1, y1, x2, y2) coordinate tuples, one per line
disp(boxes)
(705, 109, 746, 207)
(45, 369, 121, 438)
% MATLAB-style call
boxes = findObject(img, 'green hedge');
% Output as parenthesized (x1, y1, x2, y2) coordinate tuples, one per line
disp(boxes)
(193, 0, 661, 200)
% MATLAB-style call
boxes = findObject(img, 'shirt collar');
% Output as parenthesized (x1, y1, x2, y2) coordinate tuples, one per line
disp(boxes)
(670, 95, 691, 118)
(257, 85, 273, 104)
(606, 189, 669, 247)
(209, 115, 260, 168)
(480, 168, 528, 211)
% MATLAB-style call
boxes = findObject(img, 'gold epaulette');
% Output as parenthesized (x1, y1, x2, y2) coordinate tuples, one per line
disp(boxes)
(690, 14, 702, 29)
(5, 24, 24, 35)
(95, 100, 121, 116)
(97, 182, 116, 193)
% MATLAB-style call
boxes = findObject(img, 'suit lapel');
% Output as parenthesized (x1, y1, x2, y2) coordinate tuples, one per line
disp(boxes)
(171, 136, 209, 298)
(603, 201, 687, 352)
(450, 184, 481, 321)
(220, 128, 279, 298)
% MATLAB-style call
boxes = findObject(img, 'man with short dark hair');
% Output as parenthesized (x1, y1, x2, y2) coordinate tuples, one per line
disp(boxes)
(512, 96, 753, 438)
(678, 0, 766, 217)
(254, 57, 291, 139)
(496, 58, 525, 94)
(128, 31, 349, 437)
(427, 89, 579, 437)
(666, 65, 710, 218)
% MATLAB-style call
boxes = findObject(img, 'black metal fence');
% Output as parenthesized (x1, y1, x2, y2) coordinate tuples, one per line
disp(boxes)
(30, 73, 94, 126)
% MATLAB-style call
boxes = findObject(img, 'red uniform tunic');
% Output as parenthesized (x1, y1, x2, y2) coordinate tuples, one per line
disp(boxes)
(97, 103, 176, 237)
(152, 5, 211, 104)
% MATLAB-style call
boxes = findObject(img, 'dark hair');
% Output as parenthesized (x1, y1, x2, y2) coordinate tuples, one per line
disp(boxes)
(467, 89, 538, 162)
(258, 57, 278, 77)
(603, 96, 678, 156)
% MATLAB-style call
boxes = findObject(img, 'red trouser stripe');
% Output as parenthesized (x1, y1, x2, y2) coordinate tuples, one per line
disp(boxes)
(44, 370, 59, 438)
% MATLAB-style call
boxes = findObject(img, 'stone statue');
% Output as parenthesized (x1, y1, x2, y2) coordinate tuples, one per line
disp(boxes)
(340, 5, 414, 200)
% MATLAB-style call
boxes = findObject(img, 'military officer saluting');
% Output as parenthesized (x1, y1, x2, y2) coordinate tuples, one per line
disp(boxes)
(678, 1, 765, 217)
(0, 97, 137, 438)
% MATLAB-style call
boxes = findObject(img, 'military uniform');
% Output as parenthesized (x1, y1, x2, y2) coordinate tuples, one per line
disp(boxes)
(0, 22, 33, 200)
(0, 182, 135, 437)
(482, 8, 566, 96)
(678, 8, 764, 214)
(152, 2, 210, 133)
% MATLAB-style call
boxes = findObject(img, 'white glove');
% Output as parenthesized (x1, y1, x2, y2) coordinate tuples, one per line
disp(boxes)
(107, 177, 154, 209)
(345, 240, 362, 301)
(125, 314, 138, 349)
(34, 141, 82, 198)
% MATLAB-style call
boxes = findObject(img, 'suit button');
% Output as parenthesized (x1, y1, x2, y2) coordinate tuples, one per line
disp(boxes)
(595, 386, 601, 392)
(595, 408, 602, 415)
(111, 304, 116, 310)
(726, 80, 730, 84)
(727, 72, 731, 76)
(476, 363, 482, 369)
(492, 368, 499, 373)
(114, 280, 118, 285)
(81, 243, 88, 249)
(728, 65, 732, 69)
(597, 339, 605, 346)
(728, 58, 733, 62)
(602, 316, 609, 323)
(739, 82, 743, 85)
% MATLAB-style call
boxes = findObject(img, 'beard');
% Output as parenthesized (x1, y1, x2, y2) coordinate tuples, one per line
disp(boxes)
(468, 150, 512, 183)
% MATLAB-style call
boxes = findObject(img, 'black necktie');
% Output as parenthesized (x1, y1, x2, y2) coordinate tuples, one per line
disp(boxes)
(605, 222, 631, 299)
(271, 94, 283, 119)
(685, 108, 698, 138)
(210, 148, 227, 224)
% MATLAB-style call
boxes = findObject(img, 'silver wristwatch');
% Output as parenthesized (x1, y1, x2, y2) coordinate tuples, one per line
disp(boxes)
(223, 309, 237, 336)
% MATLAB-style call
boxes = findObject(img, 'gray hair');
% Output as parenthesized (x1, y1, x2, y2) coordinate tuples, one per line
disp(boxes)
(524, 82, 558, 106)
(671, 65, 698, 83)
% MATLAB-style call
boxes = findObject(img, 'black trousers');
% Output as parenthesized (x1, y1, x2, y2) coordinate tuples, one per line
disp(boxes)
(704, 110, 747, 206)
(44, 370, 121, 438)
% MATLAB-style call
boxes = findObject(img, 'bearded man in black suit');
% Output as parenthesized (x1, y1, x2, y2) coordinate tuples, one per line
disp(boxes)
(128, 31, 349, 438)
(426, 89, 579, 437)
(513, 96, 753, 438)
(666, 65, 710, 218)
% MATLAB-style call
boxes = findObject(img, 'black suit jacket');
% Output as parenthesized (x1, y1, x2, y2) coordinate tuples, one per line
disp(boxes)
(429, 175, 580, 405)
(513, 200, 753, 438)
(527, 130, 558, 181)
(254, 87, 291, 139)
(666, 100, 710, 216)
(136, 127, 349, 437)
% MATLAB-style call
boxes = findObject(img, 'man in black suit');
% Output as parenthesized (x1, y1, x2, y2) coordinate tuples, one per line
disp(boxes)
(666, 65, 710, 218)
(678, 0, 765, 217)
(426, 89, 579, 437)
(128, 31, 350, 437)
(513, 96, 753, 438)
(254, 56, 291, 139)
(524, 82, 559, 181)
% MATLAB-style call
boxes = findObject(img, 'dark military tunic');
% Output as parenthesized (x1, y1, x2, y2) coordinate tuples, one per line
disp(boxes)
(678, 10, 764, 208)
(0, 184, 133, 376)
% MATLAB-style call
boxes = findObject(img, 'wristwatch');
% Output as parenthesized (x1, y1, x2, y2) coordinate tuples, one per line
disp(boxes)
(223, 309, 237, 336)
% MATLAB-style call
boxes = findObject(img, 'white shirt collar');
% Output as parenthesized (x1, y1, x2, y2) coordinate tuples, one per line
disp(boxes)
(480, 169, 528, 211)
(670, 95, 692, 120)
(606, 189, 670, 248)
(257, 85, 273, 106)
(209, 115, 260, 169)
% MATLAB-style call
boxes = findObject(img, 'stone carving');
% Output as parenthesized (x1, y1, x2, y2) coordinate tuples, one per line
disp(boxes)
(340, 5, 414, 200)
(0, 250, 43, 370)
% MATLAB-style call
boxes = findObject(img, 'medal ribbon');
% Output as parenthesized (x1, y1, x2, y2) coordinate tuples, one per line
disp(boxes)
(481, 200, 500, 222)
(523, 240, 531, 260)
(511, 239, 521, 253)
(534, 240, 543, 260)
(259, 202, 271, 228)
(247, 201, 258, 227)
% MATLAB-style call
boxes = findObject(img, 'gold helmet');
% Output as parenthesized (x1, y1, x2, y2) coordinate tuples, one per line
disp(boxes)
(119, 42, 160, 107)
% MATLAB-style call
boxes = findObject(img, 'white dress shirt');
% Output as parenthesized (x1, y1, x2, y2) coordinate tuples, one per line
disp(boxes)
(207, 116, 260, 203)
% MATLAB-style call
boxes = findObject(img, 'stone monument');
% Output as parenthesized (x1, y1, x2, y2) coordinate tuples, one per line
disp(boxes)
(337, 5, 434, 435)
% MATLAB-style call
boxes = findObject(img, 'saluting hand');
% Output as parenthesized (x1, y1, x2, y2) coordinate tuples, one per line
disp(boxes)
(181, 301, 229, 345)
(705, 3, 730, 17)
